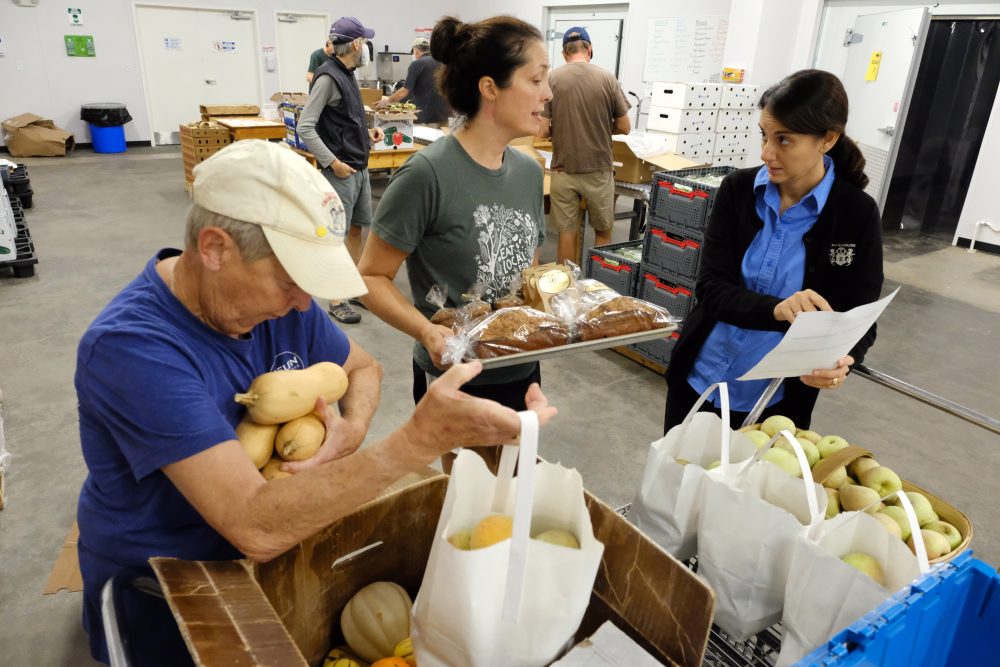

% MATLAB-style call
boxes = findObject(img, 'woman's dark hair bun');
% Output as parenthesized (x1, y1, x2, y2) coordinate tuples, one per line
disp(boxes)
(431, 17, 466, 66)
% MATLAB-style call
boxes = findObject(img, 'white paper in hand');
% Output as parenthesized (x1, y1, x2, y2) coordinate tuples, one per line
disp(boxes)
(739, 288, 899, 381)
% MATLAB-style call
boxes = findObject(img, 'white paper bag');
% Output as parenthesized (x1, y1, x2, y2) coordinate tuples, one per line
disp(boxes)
(696, 431, 826, 640)
(777, 491, 931, 665)
(412, 412, 605, 667)
(629, 383, 757, 560)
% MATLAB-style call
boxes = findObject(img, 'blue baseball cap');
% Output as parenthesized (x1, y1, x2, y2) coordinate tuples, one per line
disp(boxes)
(330, 17, 375, 44)
(562, 26, 591, 46)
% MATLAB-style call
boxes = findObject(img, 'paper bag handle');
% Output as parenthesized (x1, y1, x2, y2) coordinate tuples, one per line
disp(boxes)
(885, 491, 931, 573)
(740, 429, 822, 527)
(682, 383, 735, 478)
(496, 411, 539, 623)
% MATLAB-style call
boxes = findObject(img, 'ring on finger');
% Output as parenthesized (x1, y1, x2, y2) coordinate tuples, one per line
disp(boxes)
(831, 377, 839, 387)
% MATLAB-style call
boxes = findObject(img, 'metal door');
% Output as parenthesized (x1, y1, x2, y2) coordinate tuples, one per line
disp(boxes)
(134, 4, 262, 145)
(547, 13, 625, 77)
(275, 11, 329, 93)
(840, 8, 930, 209)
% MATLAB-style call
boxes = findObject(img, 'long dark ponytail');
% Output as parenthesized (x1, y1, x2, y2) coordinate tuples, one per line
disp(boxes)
(758, 70, 869, 190)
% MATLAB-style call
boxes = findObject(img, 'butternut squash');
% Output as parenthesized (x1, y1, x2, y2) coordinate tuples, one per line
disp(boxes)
(341, 582, 413, 662)
(261, 457, 293, 481)
(235, 417, 277, 469)
(275, 414, 326, 461)
(234, 362, 348, 424)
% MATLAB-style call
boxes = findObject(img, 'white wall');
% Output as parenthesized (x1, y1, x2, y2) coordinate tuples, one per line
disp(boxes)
(814, 0, 1000, 245)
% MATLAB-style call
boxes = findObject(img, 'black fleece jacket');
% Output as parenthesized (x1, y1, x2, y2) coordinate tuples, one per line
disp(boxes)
(666, 166, 884, 421)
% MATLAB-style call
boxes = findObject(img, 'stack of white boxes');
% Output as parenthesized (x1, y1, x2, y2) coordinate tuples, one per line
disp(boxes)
(645, 83, 721, 161)
(711, 84, 761, 167)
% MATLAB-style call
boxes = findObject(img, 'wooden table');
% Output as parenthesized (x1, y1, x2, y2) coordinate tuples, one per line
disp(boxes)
(214, 117, 287, 141)
(290, 145, 423, 171)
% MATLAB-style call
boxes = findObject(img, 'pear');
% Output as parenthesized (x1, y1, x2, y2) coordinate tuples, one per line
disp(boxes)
(822, 466, 848, 490)
(674, 458, 691, 466)
(824, 488, 840, 519)
(910, 529, 951, 559)
(873, 512, 902, 539)
(848, 456, 880, 480)
(891, 492, 938, 527)
(706, 460, 722, 470)
(839, 482, 880, 513)
(762, 447, 801, 477)
(878, 505, 912, 542)
(817, 435, 849, 459)
(743, 430, 771, 449)
(447, 530, 472, 550)
(795, 429, 822, 445)
(533, 529, 580, 549)
(923, 520, 962, 551)
(860, 466, 903, 497)
(841, 552, 886, 586)
(761, 415, 796, 437)
(776, 437, 820, 468)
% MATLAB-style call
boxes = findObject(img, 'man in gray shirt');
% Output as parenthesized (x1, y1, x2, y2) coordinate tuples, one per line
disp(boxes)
(375, 37, 451, 125)
(298, 17, 384, 324)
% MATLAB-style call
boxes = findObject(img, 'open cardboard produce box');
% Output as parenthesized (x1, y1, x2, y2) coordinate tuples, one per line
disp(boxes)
(151, 471, 714, 666)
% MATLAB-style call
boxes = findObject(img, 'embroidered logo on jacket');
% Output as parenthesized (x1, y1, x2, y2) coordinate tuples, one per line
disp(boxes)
(829, 244, 856, 267)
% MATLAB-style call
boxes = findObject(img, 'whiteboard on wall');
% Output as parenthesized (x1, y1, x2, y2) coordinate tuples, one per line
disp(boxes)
(643, 16, 729, 83)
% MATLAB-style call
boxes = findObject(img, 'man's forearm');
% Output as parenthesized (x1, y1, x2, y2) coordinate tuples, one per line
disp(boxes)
(338, 362, 382, 430)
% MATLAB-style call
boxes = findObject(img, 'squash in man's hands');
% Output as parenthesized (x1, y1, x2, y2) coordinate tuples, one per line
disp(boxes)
(261, 457, 292, 481)
(341, 582, 413, 662)
(235, 417, 277, 469)
(234, 362, 348, 424)
(275, 414, 326, 461)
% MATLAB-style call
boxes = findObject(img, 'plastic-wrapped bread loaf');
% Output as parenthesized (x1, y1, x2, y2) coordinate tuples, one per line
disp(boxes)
(467, 307, 571, 358)
(430, 300, 491, 330)
(576, 296, 672, 341)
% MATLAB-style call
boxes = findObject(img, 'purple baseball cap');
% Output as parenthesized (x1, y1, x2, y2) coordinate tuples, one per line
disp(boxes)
(330, 17, 375, 43)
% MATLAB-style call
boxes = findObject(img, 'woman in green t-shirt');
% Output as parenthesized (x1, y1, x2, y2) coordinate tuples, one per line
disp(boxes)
(359, 15, 552, 470)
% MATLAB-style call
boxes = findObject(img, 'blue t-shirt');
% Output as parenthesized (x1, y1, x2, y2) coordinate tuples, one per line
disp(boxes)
(75, 249, 351, 662)
(688, 156, 835, 411)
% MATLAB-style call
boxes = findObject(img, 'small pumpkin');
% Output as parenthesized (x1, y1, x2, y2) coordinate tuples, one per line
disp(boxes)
(393, 637, 413, 660)
(323, 646, 367, 667)
(371, 659, 409, 667)
(341, 582, 413, 662)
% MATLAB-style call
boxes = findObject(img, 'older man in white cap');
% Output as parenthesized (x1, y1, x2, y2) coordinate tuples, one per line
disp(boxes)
(74, 140, 555, 665)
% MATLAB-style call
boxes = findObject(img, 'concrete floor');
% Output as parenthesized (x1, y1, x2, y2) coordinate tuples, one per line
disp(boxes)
(1, 147, 998, 665)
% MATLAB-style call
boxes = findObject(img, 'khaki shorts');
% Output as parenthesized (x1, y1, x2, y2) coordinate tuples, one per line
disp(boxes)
(550, 169, 615, 233)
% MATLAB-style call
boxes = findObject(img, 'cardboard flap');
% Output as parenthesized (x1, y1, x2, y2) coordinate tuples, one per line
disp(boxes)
(644, 153, 707, 172)
(270, 92, 308, 104)
(43, 523, 84, 594)
(3, 113, 47, 132)
(811, 444, 873, 485)
(374, 110, 418, 122)
(151, 558, 308, 667)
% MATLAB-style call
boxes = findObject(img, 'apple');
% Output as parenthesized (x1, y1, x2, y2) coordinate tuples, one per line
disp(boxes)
(873, 512, 902, 539)
(822, 466, 848, 490)
(878, 506, 912, 542)
(706, 460, 721, 470)
(839, 482, 881, 513)
(761, 415, 796, 437)
(824, 488, 840, 519)
(743, 430, 772, 449)
(892, 491, 938, 527)
(910, 528, 951, 559)
(447, 530, 472, 550)
(923, 520, 962, 551)
(675, 458, 691, 466)
(533, 529, 580, 549)
(841, 552, 886, 586)
(762, 447, 801, 477)
(777, 437, 820, 468)
(796, 429, 822, 445)
(860, 466, 902, 497)
(817, 435, 849, 459)
(848, 457, 880, 480)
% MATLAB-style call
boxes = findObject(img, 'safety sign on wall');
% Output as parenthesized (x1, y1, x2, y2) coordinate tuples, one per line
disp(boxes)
(65, 34, 95, 57)
(164, 37, 182, 51)
(68, 8, 83, 26)
(213, 41, 237, 53)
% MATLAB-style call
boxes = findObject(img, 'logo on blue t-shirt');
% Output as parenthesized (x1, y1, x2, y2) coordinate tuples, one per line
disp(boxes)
(270, 351, 305, 371)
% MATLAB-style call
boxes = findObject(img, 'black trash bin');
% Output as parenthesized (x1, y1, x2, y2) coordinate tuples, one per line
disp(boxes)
(81, 103, 133, 154)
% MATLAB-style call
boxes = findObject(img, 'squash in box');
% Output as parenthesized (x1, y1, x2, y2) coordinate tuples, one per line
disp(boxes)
(234, 361, 348, 424)
(275, 414, 326, 461)
(235, 417, 277, 469)
(341, 581, 413, 663)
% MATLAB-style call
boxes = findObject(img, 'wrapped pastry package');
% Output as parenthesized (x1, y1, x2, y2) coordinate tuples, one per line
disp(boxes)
(427, 283, 491, 331)
(442, 306, 570, 364)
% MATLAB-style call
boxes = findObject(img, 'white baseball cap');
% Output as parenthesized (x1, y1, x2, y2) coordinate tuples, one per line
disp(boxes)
(192, 140, 367, 301)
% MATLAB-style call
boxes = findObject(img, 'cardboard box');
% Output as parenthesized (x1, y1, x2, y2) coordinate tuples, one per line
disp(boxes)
(710, 154, 748, 168)
(198, 104, 260, 119)
(715, 109, 755, 133)
(612, 137, 706, 184)
(372, 111, 416, 151)
(653, 131, 716, 160)
(714, 132, 752, 156)
(720, 84, 761, 110)
(2, 113, 75, 157)
(180, 121, 231, 185)
(651, 83, 722, 110)
(359, 88, 383, 106)
(43, 523, 83, 594)
(512, 144, 547, 171)
(151, 473, 714, 666)
(646, 107, 718, 135)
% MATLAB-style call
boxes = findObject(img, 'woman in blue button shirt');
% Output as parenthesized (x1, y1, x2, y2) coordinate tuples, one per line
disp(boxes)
(664, 70, 884, 431)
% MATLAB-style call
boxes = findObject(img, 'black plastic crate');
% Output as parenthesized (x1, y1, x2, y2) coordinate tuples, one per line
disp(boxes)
(651, 179, 710, 232)
(638, 268, 696, 320)
(18, 188, 32, 209)
(630, 330, 680, 368)
(1, 224, 38, 278)
(585, 241, 644, 296)
(643, 220, 703, 284)
(652, 165, 736, 222)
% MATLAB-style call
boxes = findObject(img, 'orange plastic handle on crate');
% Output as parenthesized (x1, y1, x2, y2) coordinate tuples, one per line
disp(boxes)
(650, 229, 701, 250)
(591, 255, 633, 273)
(659, 181, 708, 200)
(643, 272, 692, 296)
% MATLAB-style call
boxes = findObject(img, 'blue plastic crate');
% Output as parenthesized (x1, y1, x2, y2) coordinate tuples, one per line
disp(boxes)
(585, 241, 643, 296)
(797, 550, 1000, 666)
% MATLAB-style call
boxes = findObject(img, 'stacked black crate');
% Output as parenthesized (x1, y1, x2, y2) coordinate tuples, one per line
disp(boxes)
(1, 165, 38, 278)
(630, 165, 737, 368)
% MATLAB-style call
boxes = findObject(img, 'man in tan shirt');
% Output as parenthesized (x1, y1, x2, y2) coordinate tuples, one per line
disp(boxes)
(541, 27, 631, 264)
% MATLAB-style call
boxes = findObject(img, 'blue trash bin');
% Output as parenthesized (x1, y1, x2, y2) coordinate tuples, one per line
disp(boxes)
(89, 123, 127, 153)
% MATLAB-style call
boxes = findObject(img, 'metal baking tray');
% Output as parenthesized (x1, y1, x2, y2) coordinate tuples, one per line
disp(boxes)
(470, 325, 678, 369)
